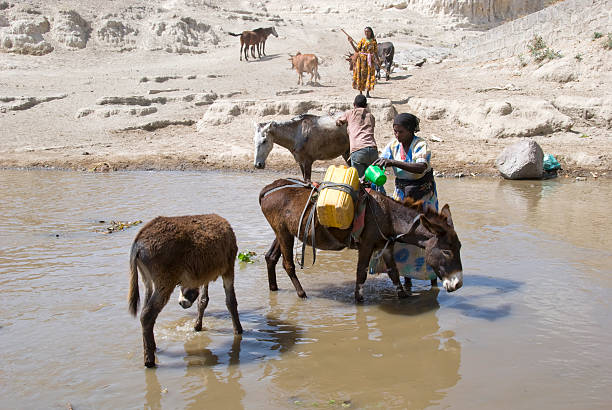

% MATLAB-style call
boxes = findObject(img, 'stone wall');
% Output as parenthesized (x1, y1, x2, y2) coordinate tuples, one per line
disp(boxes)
(460, 0, 612, 60)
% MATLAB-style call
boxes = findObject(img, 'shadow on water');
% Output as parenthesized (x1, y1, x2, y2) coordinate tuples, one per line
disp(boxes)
(156, 307, 304, 369)
(307, 272, 523, 322)
(446, 274, 523, 321)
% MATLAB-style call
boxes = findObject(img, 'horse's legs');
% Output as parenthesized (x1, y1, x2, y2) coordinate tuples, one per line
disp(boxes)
(194, 283, 210, 331)
(355, 243, 375, 303)
(140, 286, 172, 367)
(239, 42, 243, 61)
(265, 238, 281, 291)
(222, 269, 243, 335)
(382, 249, 408, 298)
(277, 229, 306, 298)
(251, 44, 257, 59)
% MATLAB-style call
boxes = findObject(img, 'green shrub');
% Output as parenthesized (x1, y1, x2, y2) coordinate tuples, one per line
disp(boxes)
(527, 35, 562, 62)
(593, 32, 603, 39)
(604, 34, 612, 50)
(574, 53, 582, 61)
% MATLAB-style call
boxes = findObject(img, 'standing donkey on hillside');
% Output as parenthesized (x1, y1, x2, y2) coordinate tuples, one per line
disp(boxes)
(128, 214, 243, 368)
(253, 26, 278, 57)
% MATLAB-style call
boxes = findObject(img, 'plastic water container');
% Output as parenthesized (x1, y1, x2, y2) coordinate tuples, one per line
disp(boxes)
(316, 165, 360, 229)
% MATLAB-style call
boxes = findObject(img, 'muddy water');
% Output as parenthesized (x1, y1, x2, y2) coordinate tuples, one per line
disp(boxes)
(1, 170, 611, 409)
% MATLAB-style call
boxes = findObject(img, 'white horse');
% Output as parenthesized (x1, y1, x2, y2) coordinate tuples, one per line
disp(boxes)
(253, 114, 349, 181)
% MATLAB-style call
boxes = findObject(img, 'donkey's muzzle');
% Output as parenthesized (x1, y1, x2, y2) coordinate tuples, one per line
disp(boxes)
(442, 271, 463, 292)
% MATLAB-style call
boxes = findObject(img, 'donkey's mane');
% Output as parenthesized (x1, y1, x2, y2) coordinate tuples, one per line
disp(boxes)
(398, 196, 448, 225)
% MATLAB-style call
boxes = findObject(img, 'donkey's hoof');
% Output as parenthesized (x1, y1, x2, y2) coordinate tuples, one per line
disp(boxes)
(269, 284, 279, 291)
(355, 294, 364, 304)
(397, 290, 409, 299)
(194, 324, 203, 332)
(297, 291, 307, 299)
(144, 360, 156, 368)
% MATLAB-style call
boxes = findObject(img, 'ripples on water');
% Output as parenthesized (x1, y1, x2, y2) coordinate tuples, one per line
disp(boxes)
(0, 170, 611, 409)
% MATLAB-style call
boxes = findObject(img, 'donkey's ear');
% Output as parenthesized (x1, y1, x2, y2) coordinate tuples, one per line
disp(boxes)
(440, 204, 453, 228)
(420, 215, 446, 236)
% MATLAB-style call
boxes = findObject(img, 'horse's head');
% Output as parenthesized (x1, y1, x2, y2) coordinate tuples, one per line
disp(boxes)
(271, 27, 278, 37)
(396, 203, 463, 292)
(253, 121, 274, 169)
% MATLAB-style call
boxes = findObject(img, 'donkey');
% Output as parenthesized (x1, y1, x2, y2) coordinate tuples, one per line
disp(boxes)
(253, 114, 349, 181)
(253, 26, 278, 57)
(128, 214, 243, 368)
(228, 30, 259, 61)
(259, 179, 463, 302)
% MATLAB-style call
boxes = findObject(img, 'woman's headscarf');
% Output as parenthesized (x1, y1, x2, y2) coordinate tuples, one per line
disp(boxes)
(393, 113, 420, 133)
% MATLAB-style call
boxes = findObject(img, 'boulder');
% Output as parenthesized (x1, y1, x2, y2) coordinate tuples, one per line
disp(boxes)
(0, 16, 53, 55)
(51, 10, 91, 49)
(496, 139, 544, 179)
(531, 59, 578, 83)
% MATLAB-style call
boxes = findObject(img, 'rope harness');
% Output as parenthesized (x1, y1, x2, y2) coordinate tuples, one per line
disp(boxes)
(262, 178, 357, 269)
(365, 192, 422, 272)
(262, 179, 422, 271)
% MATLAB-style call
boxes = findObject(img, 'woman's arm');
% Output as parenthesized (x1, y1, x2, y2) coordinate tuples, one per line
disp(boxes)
(373, 157, 427, 174)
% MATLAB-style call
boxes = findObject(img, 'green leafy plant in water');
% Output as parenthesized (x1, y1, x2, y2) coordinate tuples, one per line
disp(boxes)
(97, 220, 142, 234)
(237, 250, 256, 263)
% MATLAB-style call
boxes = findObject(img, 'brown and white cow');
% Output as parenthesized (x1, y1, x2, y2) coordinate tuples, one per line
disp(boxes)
(288, 52, 320, 85)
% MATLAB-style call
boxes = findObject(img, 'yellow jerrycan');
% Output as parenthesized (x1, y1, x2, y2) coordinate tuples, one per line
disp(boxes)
(316, 165, 360, 229)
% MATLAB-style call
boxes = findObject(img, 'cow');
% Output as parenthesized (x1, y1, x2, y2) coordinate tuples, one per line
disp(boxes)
(376, 41, 394, 81)
(288, 52, 320, 85)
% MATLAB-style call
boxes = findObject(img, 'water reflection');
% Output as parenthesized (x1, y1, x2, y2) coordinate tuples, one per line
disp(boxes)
(262, 287, 461, 408)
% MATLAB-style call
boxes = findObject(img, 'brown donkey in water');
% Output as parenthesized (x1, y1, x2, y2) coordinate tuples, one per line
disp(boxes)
(259, 179, 463, 302)
(128, 214, 242, 368)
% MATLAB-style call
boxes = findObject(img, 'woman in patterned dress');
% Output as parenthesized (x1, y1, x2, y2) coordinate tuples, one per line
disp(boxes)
(371, 113, 439, 287)
(348, 27, 380, 98)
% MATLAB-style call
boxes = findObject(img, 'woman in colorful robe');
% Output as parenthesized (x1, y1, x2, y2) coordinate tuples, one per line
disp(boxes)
(348, 27, 379, 97)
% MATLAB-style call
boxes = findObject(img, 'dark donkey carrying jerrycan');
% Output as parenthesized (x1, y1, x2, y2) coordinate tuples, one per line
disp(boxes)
(128, 214, 242, 368)
(259, 179, 463, 302)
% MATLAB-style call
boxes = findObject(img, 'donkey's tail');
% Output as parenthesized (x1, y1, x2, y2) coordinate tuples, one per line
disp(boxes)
(128, 241, 140, 317)
(227, 32, 242, 37)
